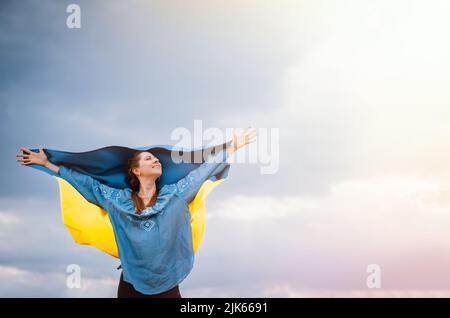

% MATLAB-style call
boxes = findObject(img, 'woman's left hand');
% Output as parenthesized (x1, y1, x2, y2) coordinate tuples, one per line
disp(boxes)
(229, 127, 257, 154)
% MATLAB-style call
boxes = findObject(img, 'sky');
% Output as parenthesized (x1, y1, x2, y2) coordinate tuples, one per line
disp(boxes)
(1, 0, 450, 297)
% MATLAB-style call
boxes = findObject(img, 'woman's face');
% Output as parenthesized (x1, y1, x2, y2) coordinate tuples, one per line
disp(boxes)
(133, 151, 162, 179)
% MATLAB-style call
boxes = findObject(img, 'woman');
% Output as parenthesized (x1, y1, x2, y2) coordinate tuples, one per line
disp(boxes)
(16, 128, 257, 298)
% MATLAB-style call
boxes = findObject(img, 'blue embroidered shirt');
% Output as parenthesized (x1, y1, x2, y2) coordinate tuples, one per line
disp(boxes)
(57, 148, 231, 294)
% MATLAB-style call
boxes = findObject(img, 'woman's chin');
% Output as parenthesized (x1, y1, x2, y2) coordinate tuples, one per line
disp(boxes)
(154, 171, 162, 178)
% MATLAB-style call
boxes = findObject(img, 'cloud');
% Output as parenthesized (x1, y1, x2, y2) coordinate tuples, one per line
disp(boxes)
(262, 284, 450, 298)
(0, 211, 21, 225)
(0, 196, 120, 296)
(187, 174, 450, 295)
(217, 0, 450, 197)
(0, 264, 118, 297)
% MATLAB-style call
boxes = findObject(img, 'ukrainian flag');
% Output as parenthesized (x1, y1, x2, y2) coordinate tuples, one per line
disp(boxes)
(25, 142, 231, 258)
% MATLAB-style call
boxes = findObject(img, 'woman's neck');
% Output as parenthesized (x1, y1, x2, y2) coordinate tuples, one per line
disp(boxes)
(138, 178, 157, 200)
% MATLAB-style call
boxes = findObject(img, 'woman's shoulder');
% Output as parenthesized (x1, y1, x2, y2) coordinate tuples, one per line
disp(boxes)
(122, 187, 133, 194)
(106, 187, 131, 204)
(111, 188, 137, 213)
(159, 183, 176, 195)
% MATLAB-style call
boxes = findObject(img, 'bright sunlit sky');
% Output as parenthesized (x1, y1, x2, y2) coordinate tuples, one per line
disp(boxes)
(1, 0, 450, 297)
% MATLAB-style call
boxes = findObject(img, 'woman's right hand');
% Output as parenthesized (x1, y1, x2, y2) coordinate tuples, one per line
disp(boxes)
(16, 146, 49, 166)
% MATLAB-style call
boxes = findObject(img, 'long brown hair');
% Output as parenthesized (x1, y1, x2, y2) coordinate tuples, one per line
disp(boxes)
(126, 150, 159, 214)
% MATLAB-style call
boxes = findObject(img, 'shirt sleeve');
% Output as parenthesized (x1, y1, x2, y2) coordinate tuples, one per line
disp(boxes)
(175, 147, 231, 204)
(58, 165, 121, 211)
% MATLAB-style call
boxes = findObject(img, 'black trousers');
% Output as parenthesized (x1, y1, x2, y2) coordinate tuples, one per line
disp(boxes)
(117, 271, 182, 298)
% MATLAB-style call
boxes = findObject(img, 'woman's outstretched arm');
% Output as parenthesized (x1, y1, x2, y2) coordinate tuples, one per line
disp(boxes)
(16, 146, 120, 210)
(175, 127, 257, 203)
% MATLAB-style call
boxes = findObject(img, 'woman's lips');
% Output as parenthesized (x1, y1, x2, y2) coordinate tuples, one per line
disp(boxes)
(152, 163, 161, 168)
